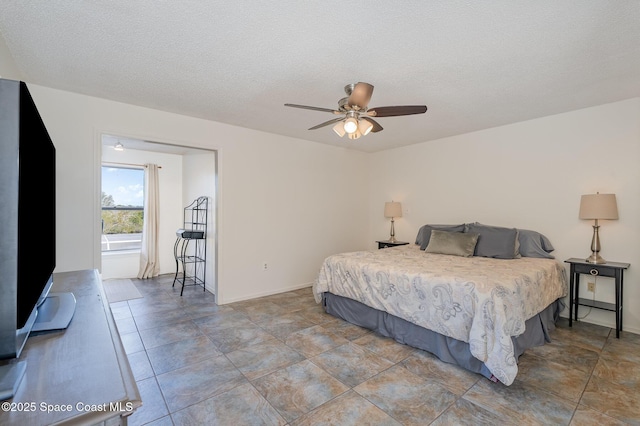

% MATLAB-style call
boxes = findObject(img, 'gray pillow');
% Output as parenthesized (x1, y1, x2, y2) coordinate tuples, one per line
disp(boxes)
(540, 234, 555, 252)
(416, 224, 466, 250)
(425, 230, 479, 257)
(466, 223, 519, 259)
(517, 229, 555, 259)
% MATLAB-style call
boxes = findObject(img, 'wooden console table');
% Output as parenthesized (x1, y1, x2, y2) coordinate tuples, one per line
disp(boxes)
(0, 269, 141, 425)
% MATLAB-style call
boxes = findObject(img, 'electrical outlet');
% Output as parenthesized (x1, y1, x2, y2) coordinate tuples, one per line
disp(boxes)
(587, 282, 595, 292)
(263, 262, 268, 271)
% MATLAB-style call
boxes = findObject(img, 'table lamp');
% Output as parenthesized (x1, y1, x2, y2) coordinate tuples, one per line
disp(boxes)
(579, 192, 618, 264)
(384, 201, 402, 243)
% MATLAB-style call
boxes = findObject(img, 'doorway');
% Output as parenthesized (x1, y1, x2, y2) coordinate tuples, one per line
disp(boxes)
(100, 134, 218, 298)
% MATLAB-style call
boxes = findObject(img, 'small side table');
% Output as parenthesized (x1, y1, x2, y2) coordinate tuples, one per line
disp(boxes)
(565, 258, 630, 338)
(376, 240, 409, 249)
(173, 228, 206, 296)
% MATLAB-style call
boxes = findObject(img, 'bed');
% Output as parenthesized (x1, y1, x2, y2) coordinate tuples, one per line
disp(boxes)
(313, 223, 567, 386)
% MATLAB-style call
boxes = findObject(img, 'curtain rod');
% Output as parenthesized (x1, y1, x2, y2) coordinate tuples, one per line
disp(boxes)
(102, 161, 162, 169)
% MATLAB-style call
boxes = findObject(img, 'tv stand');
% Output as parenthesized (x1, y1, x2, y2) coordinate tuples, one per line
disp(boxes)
(0, 293, 76, 400)
(0, 362, 26, 401)
(31, 292, 76, 332)
(0, 270, 141, 425)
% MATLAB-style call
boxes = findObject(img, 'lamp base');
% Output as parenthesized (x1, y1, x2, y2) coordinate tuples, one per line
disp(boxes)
(586, 252, 606, 264)
(586, 223, 606, 264)
(388, 218, 397, 243)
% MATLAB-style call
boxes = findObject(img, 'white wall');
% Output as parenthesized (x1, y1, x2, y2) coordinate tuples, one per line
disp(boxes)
(182, 152, 217, 295)
(26, 85, 370, 304)
(101, 146, 184, 280)
(369, 98, 640, 334)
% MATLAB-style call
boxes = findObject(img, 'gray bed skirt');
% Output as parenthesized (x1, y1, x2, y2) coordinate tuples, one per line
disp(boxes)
(322, 292, 565, 382)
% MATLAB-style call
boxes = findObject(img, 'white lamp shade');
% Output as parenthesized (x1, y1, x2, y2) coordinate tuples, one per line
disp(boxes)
(358, 119, 373, 136)
(579, 193, 618, 220)
(332, 122, 346, 137)
(343, 117, 358, 134)
(384, 202, 402, 218)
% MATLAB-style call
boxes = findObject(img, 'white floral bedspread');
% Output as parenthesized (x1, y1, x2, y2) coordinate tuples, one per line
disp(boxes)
(313, 244, 567, 385)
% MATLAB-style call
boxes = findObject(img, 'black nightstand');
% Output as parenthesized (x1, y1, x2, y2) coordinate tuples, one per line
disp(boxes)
(565, 258, 630, 338)
(376, 240, 409, 249)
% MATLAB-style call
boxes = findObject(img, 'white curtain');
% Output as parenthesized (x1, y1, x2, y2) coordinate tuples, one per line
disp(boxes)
(137, 163, 160, 279)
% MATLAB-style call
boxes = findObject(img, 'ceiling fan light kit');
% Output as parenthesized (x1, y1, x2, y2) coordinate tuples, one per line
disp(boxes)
(331, 113, 373, 139)
(285, 82, 427, 140)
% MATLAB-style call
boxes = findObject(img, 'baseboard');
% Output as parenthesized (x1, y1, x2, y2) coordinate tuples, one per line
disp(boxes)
(558, 314, 640, 336)
(220, 281, 313, 305)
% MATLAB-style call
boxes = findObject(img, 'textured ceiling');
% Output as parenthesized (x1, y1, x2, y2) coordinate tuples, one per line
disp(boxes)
(1, 1, 639, 153)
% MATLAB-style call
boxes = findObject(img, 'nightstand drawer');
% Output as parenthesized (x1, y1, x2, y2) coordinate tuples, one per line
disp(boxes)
(572, 263, 617, 278)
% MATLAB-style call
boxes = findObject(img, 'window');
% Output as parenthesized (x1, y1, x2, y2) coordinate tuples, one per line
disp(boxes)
(101, 166, 144, 252)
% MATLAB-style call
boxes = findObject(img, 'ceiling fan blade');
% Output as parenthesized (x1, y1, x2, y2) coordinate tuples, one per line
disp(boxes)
(284, 103, 340, 114)
(308, 117, 344, 130)
(361, 117, 383, 133)
(367, 105, 427, 117)
(347, 82, 374, 109)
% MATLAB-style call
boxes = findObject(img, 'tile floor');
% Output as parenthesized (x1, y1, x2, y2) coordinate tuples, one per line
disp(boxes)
(110, 274, 640, 425)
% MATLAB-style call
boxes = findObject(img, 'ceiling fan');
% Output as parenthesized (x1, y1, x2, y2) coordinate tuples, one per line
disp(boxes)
(285, 82, 427, 139)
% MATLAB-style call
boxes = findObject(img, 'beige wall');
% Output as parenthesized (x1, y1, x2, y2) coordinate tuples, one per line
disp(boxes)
(182, 152, 218, 293)
(369, 98, 640, 333)
(26, 85, 370, 304)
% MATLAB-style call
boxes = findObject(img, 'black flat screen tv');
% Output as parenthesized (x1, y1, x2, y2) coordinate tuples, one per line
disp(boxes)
(0, 78, 72, 400)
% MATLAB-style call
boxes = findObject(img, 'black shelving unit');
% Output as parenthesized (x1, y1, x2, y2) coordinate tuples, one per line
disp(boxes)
(173, 196, 208, 296)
